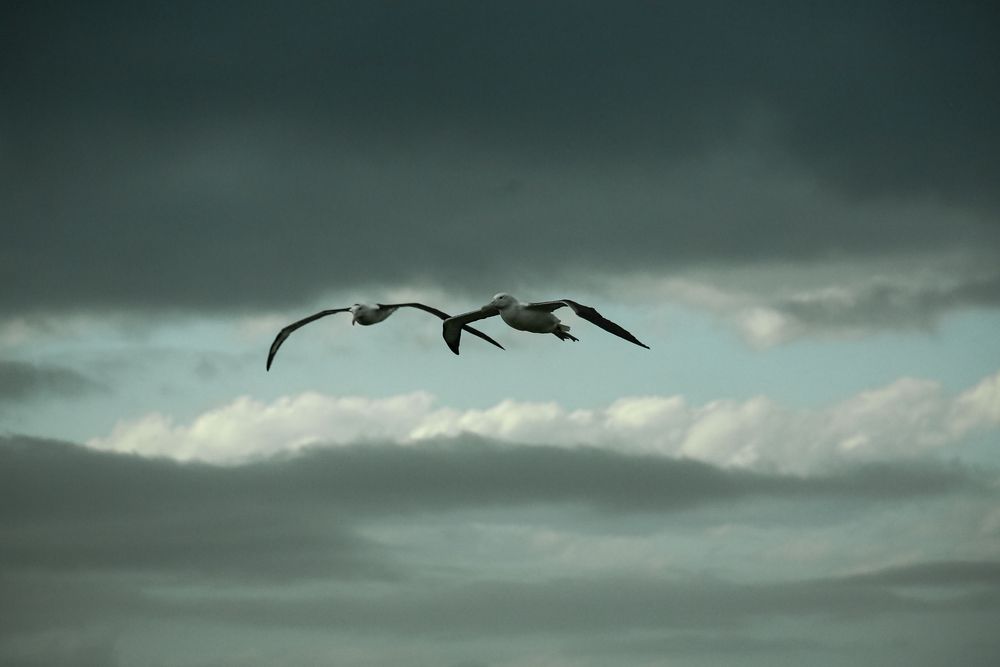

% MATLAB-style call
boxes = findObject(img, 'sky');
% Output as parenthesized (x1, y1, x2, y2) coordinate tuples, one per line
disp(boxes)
(2, 1, 999, 665)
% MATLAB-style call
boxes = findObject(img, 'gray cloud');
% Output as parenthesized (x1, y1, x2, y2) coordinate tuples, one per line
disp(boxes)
(5, 565, 998, 666)
(5, 560, 997, 667)
(0, 436, 981, 528)
(0, 434, 985, 583)
(2, 435, 997, 665)
(0, 575, 145, 640)
(173, 561, 1000, 636)
(775, 273, 1000, 334)
(2, 2, 998, 318)
(0, 438, 395, 582)
(7, 557, 997, 649)
(0, 628, 120, 667)
(837, 559, 1000, 589)
(0, 360, 105, 403)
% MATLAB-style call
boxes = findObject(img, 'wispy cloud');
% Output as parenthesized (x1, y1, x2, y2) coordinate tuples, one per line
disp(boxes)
(630, 267, 1000, 347)
(0, 360, 105, 403)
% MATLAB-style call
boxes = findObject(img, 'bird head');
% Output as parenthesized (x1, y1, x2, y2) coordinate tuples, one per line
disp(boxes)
(489, 293, 516, 310)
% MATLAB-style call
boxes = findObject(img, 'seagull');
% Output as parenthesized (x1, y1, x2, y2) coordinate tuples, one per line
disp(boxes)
(442, 293, 650, 355)
(267, 302, 504, 370)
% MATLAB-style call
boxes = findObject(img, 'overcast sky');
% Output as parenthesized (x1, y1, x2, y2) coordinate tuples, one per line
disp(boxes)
(2, 2, 999, 665)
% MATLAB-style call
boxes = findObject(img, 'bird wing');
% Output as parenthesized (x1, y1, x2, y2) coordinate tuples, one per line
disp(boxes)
(441, 305, 501, 355)
(526, 299, 650, 349)
(266, 308, 351, 370)
(380, 303, 505, 351)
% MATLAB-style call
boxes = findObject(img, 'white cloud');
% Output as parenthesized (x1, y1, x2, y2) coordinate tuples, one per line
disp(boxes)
(952, 371, 1000, 435)
(735, 307, 801, 348)
(87, 371, 1000, 472)
(88, 392, 437, 462)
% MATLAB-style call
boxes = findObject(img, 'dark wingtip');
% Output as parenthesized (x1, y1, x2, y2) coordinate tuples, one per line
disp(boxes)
(443, 333, 460, 355)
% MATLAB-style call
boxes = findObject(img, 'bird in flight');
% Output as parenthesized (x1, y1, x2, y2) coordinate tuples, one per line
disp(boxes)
(267, 302, 504, 370)
(442, 293, 650, 355)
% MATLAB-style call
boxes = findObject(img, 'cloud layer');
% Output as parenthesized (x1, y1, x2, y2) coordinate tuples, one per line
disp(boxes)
(3, 2, 998, 323)
(3, 435, 982, 527)
(2, 434, 998, 666)
(87, 371, 1000, 471)
(4, 5, 999, 665)
(645, 270, 1000, 347)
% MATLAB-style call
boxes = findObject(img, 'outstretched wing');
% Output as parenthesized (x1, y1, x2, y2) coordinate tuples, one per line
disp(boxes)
(380, 302, 505, 351)
(526, 299, 650, 349)
(266, 308, 350, 370)
(442, 306, 501, 355)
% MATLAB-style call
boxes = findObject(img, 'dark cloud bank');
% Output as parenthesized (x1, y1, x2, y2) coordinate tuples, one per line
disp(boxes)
(2, 435, 999, 665)
(0, 433, 989, 581)
(1, 435, 983, 527)
(2, 1, 999, 318)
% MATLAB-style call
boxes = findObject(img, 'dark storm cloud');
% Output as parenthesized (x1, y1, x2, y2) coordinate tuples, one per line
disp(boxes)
(2, 1, 998, 316)
(0, 435, 981, 530)
(0, 360, 105, 403)
(2, 435, 998, 664)
(0, 576, 143, 639)
(6, 562, 999, 666)
(7, 563, 998, 666)
(0, 435, 984, 581)
(0, 437, 395, 582)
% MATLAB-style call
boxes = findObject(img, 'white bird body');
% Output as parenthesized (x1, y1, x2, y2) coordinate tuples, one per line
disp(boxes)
(349, 303, 397, 326)
(442, 293, 648, 354)
(494, 294, 563, 333)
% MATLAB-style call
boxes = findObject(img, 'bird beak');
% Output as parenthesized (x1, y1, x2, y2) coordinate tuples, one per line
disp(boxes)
(351, 316, 357, 326)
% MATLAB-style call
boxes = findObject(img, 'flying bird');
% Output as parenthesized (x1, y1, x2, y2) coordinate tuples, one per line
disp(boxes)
(442, 293, 650, 355)
(267, 302, 504, 370)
